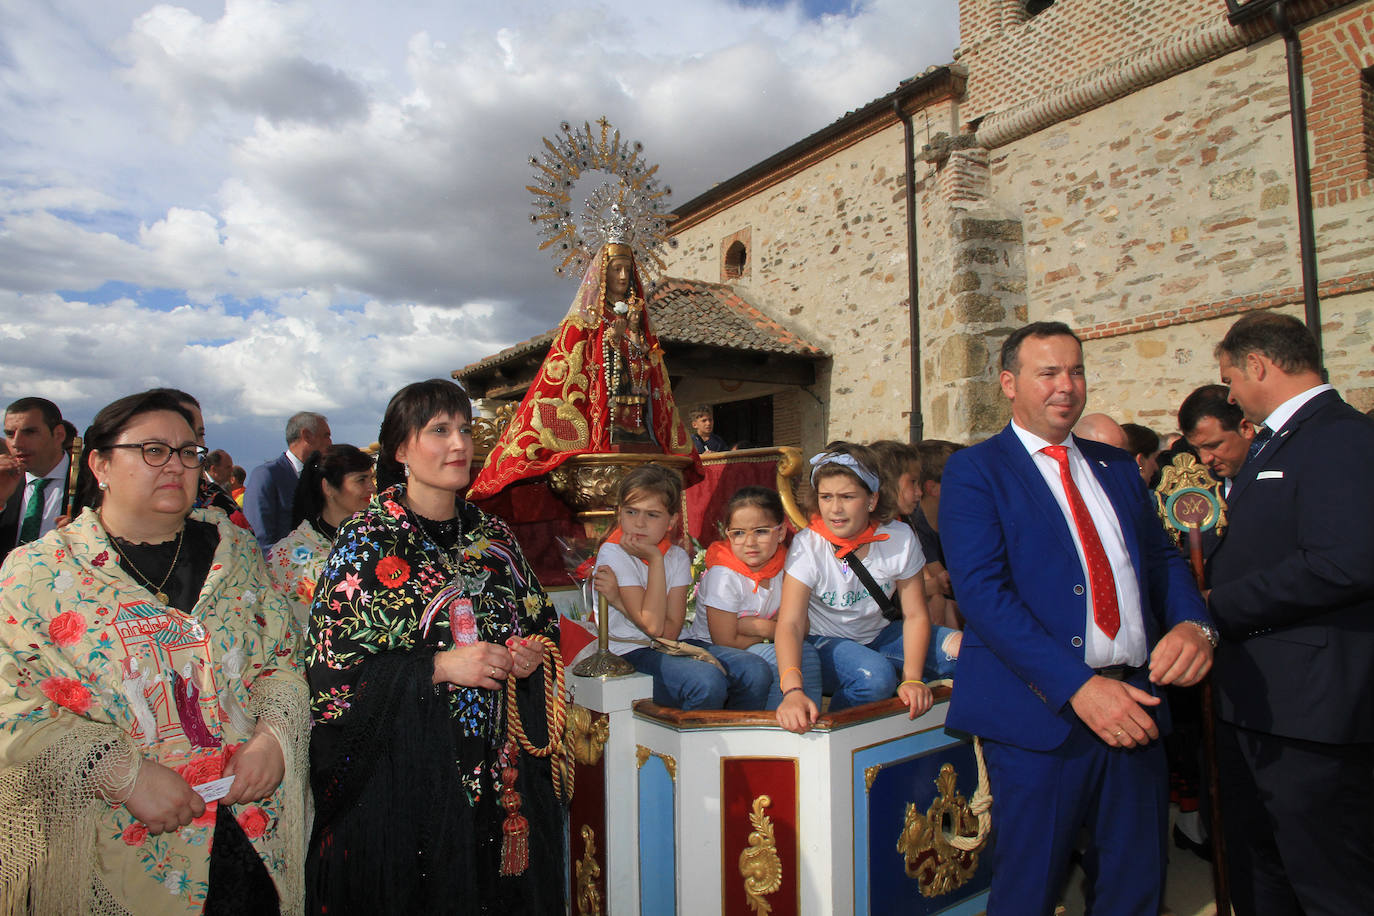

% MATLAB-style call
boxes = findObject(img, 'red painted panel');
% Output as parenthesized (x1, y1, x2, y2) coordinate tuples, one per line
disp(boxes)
(568, 721, 607, 914)
(721, 757, 799, 916)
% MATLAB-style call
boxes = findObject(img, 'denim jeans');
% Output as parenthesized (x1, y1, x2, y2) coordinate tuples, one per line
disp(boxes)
(746, 640, 823, 709)
(624, 643, 772, 710)
(808, 621, 960, 711)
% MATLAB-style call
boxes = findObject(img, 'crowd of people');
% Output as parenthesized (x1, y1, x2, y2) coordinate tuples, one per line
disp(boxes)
(0, 309, 1369, 914)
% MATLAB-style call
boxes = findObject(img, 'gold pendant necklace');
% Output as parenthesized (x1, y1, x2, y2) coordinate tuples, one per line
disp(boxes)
(103, 519, 185, 606)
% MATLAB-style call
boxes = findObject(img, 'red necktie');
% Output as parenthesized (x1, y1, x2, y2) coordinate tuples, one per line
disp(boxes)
(1042, 445, 1120, 639)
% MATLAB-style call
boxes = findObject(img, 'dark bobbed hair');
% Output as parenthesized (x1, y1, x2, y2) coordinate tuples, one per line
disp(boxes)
(74, 391, 197, 512)
(291, 445, 375, 527)
(1215, 311, 1320, 375)
(1120, 423, 1160, 460)
(720, 485, 785, 533)
(4, 397, 62, 428)
(999, 321, 1082, 373)
(376, 379, 472, 491)
(799, 441, 895, 524)
(145, 387, 200, 409)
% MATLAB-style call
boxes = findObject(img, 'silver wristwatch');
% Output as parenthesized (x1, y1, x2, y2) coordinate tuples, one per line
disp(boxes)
(1184, 619, 1220, 648)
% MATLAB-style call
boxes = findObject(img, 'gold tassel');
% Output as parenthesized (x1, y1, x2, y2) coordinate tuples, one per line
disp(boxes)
(499, 761, 529, 876)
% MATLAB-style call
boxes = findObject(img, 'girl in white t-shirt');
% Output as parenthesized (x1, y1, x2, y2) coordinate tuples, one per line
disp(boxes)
(593, 464, 769, 710)
(774, 444, 947, 733)
(691, 486, 822, 709)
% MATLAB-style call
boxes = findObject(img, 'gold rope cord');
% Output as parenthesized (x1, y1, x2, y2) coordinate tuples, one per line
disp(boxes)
(503, 634, 574, 803)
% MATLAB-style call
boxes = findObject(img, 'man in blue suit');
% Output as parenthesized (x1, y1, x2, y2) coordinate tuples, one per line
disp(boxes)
(243, 411, 331, 550)
(1207, 312, 1374, 915)
(941, 321, 1214, 915)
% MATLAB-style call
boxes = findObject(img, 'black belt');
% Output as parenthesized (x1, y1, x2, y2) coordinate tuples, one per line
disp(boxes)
(1094, 664, 1145, 681)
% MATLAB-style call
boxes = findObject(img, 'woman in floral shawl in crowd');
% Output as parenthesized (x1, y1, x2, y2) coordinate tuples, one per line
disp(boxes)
(265, 444, 375, 639)
(0, 389, 308, 915)
(306, 379, 564, 914)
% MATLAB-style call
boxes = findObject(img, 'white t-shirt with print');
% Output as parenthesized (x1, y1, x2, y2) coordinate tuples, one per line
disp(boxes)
(784, 521, 924, 644)
(686, 562, 784, 643)
(596, 541, 693, 655)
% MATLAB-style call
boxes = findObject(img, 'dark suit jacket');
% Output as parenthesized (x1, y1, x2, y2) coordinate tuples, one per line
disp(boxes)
(0, 498, 18, 568)
(941, 426, 1208, 751)
(243, 452, 299, 549)
(1207, 388, 1374, 744)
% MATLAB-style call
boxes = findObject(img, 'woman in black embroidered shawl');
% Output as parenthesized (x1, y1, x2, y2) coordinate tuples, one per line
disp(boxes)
(306, 379, 564, 914)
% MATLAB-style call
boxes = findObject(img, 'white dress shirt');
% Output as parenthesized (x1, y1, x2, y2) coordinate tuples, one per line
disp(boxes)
(1262, 384, 1333, 439)
(13, 453, 70, 545)
(1011, 422, 1147, 667)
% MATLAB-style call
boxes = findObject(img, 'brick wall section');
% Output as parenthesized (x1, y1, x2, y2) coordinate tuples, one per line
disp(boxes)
(957, 0, 1219, 124)
(661, 127, 914, 455)
(1306, 6, 1374, 205)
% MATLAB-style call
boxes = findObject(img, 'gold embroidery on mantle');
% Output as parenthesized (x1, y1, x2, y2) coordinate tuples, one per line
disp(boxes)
(738, 794, 782, 915)
(575, 824, 603, 916)
(896, 763, 982, 897)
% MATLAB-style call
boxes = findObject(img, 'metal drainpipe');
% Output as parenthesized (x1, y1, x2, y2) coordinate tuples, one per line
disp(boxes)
(1271, 0, 1324, 366)
(895, 99, 924, 443)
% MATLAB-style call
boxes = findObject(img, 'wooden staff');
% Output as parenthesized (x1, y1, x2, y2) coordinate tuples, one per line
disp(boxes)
(1155, 456, 1230, 915)
(1183, 522, 1230, 916)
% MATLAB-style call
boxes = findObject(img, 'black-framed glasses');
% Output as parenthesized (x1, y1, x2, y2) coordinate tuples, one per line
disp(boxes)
(104, 442, 208, 469)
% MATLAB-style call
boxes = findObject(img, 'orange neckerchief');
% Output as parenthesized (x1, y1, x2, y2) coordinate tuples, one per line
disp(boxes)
(605, 526, 673, 566)
(806, 516, 889, 559)
(703, 539, 785, 593)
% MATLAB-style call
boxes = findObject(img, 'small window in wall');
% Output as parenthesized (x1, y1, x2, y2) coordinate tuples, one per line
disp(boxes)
(1025, 0, 1055, 15)
(1363, 66, 1374, 178)
(719, 227, 751, 283)
(724, 241, 748, 279)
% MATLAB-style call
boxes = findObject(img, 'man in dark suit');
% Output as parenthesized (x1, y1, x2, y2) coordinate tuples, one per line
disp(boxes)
(1, 397, 70, 566)
(243, 411, 331, 549)
(1207, 312, 1374, 915)
(941, 321, 1214, 914)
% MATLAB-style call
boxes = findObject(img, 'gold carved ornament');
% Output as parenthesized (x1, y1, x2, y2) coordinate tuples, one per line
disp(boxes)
(575, 824, 603, 916)
(563, 704, 610, 766)
(1154, 452, 1227, 540)
(738, 795, 783, 915)
(895, 746, 993, 898)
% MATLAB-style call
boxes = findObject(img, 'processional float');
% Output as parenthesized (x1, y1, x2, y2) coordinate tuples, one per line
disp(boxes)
(468, 118, 992, 915)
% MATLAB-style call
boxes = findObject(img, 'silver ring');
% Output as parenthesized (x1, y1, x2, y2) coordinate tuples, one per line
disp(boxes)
(490, 666, 497, 678)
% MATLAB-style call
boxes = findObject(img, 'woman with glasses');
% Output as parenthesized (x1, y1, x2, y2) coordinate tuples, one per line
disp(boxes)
(0, 389, 308, 914)
(266, 444, 375, 637)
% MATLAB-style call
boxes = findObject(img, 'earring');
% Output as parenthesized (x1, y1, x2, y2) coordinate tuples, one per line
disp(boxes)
(403, 463, 410, 478)
(98, 481, 109, 491)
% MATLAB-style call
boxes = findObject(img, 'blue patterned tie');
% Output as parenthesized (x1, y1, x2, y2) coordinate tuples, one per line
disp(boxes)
(18, 477, 52, 545)
(1246, 427, 1273, 463)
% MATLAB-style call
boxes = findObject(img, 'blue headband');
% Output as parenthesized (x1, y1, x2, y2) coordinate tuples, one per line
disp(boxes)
(809, 452, 880, 493)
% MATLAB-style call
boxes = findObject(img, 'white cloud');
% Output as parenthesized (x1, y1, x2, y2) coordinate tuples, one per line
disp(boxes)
(0, 0, 959, 462)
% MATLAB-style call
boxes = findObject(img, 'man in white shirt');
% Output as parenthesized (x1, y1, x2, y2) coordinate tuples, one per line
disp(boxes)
(1178, 383, 1257, 500)
(0, 397, 71, 565)
(940, 321, 1214, 914)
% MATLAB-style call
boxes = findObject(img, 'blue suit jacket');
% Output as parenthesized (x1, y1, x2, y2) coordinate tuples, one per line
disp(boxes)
(243, 452, 298, 550)
(941, 426, 1208, 751)
(1207, 389, 1374, 744)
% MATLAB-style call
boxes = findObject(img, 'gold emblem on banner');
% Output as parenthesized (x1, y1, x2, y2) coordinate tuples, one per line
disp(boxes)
(896, 763, 981, 897)
(575, 824, 603, 916)
(738, 794, 782, 915)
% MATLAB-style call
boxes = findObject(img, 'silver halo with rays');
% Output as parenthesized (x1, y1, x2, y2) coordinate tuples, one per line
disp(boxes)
(527, 116, 674, 281)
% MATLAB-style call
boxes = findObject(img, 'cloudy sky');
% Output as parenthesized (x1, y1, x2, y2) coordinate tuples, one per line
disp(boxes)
(1, 0, 959, 466)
